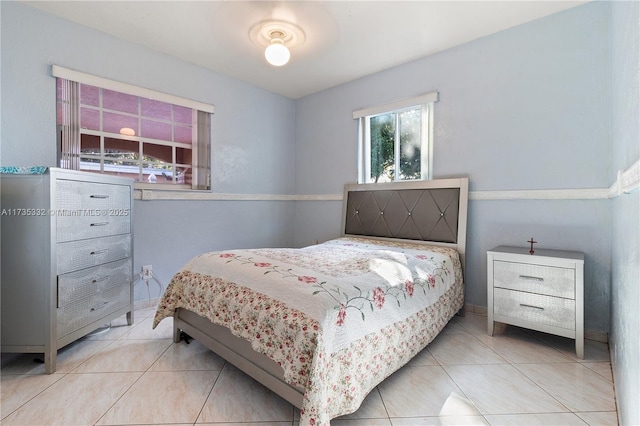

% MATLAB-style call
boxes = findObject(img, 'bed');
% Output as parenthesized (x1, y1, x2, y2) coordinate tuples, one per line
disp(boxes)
(153, 177, 468, 425)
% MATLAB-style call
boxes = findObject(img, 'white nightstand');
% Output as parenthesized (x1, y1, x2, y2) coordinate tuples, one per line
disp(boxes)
(487, 246, 584, 358)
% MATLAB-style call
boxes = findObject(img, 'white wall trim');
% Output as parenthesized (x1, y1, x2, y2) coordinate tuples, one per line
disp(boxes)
(469, 188, 611, 201)
(133, 187, 617, 202)
(134, 188, 611, 202)
(134, 158, 640, 202)
(612, 158, 640, 196)
(135, 190, 342, 201)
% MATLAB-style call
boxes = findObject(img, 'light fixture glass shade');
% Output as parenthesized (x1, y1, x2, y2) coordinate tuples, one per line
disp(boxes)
(265, 39, 290, 66)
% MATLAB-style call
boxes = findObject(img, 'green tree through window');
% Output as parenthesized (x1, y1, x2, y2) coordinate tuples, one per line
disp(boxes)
(369, 108, 422, 183)
(370, 114, 395, 182)
(356, 92, 437, 184)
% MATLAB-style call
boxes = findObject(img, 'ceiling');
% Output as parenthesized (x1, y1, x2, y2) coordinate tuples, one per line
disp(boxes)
(25, 1, 587, 99)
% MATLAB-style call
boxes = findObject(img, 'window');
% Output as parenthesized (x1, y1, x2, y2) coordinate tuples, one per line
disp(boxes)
(53, 65, 214, 190)
(354, 92, 438, 183)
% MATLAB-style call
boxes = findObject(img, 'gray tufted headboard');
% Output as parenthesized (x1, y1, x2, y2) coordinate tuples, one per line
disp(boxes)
(341, 178, 469, 270)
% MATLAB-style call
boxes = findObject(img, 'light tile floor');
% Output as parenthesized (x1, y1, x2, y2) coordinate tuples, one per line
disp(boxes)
(1, 308, 618, 425)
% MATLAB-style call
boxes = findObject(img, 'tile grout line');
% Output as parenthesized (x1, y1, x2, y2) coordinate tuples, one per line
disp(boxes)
(373, 385, 392, 423)
(192, 359, 227, 425)
(0, 371, 65, 421)
(434, 356, 491, 424)
(1, 326, 133, 423)
(436, 315, 588, 422)
(431, 316, 494, 423)
(91, 318, 173, 426)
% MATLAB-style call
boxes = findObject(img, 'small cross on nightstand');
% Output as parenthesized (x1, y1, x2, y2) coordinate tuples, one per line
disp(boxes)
(527, 237, 537, 254)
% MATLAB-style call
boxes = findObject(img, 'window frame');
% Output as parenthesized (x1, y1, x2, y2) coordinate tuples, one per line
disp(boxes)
(52, 65, 214, 191)
(354, 92, 438, 184)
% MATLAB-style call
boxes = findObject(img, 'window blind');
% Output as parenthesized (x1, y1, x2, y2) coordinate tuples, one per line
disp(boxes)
(57, 78, 80, 170)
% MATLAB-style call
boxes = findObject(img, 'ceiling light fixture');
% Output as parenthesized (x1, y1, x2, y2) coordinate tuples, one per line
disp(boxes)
(250, 20, 305, 68)
(265, 30, 290, 67)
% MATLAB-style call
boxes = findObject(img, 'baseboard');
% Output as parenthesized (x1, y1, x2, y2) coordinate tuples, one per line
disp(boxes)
(464, 303, 609, 343)
(584, 329, 609, 344)
(463, 303, 488, 316)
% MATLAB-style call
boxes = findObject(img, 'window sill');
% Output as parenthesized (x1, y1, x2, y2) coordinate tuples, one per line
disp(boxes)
(134, 182, 201, 191)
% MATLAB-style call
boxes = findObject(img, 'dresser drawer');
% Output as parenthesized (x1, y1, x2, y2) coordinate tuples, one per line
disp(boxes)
(493, 260, 575, 299)
(57, 234, 132, 275)
(494, 287, 576, 330)
(56, 213, 130, 242)
(57, 283, 130, 338)
(56, 179, 131, 210)
(56, 179, 131, 242)
(57, 258, 132, 308)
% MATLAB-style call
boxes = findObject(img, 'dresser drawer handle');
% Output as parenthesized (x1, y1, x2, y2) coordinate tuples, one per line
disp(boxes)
(90, 249, 108, 255)
(90, 194, 109, 199)
(90, 301, 109, 312)
(519, 274, 544, 282)
(90, 222, 109, 227)
(91, 275, 110, 284)
(520, 303, 545, 310)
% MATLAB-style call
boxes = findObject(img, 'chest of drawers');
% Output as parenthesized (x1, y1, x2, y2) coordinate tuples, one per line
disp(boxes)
(1, 168, 134, 372)
(487, 246, 584, 358)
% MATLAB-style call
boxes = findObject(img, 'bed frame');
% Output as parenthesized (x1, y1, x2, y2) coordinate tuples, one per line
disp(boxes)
(172, 177, 469, 410)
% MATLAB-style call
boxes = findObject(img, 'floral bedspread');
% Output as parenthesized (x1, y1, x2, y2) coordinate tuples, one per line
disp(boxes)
(153, 237, 464, 425)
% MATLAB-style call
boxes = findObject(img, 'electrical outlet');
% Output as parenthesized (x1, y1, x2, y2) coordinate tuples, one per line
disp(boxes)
(142, 265, 152, 279)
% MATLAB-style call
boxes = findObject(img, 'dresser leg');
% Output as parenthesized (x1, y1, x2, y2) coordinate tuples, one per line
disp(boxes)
(126, 310, 134, 326)
(44, 349, 56, 374)
(488, 319, 494, 336)
(576, 338, 584, 359)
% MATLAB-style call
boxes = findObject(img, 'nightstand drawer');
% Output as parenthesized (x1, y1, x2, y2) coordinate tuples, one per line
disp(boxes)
(494, 287, 576, 330)
(494, 260, 575, 299)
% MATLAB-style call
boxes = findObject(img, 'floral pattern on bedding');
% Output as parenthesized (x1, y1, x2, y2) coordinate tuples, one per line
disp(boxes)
(153, 237, 464, 425)
(303, 280, 464, 423)
(155, 271, 319, 386)
(215, 245, 451, 326)
(311, 252, 450, 326)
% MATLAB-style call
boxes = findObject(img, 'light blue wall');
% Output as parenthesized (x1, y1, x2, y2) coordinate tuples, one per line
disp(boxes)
(2, 0, 637, 420)
(294, 2, 612, 333)
(610, 2, 640, 425)
(0, 2, 297, 300)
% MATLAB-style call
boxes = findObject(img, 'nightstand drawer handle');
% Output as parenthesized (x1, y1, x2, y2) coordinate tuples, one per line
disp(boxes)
(520, 303, 545, 310)
(90, 249, 108, 255)
(90, 222, 109, 227)
(90, 194, 109, 199)
(519, 274, 544, 281)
